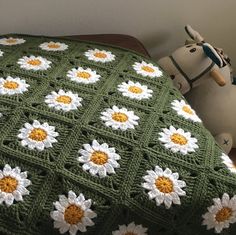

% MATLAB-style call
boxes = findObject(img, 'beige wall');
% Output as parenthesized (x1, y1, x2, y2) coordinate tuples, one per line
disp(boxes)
(0, 0, 235, 69)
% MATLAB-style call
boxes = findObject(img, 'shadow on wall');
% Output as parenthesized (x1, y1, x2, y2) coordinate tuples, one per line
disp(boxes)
(140, 31, 175, 60)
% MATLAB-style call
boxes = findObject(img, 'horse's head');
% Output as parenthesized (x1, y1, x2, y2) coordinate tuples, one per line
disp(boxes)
(158, 25, 232, 94)
(186, 24, 232, 84)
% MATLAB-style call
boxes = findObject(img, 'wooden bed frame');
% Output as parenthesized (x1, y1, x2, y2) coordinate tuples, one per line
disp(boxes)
(61, 34, 150, 57)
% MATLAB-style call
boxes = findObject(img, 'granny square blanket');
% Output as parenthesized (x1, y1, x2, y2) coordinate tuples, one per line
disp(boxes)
(0, 35, 235, 235)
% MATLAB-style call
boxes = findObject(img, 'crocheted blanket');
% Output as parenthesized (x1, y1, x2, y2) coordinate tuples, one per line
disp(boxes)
(0, 35, 235, 235)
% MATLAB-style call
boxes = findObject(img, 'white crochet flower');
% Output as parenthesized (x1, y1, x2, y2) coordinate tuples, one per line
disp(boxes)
(45, 90, 83, 112)
(100, 105, 139, 131)
(67, 67, 101, 84)
(0, 37, 25, 46)
(202, 193, 236, 233)
(133, 61, 162, 78)
(0, 164, 31, 207)
(51, 190, 97, 235)
(0, 76, 29, 95)
(112, 222, 148, 235)
(77, 140, 120, 178)
(39, 42, 68, 51)
(117, 81, 153, 100)
(142, 166, 186, 209)
(18, 120, 59, 151)
(221, 153, 236, 174)
(84, 49, 115, 63)
(158, 125, 198, 155)
(171, 100, 201, 122)
(17, 55, 52, 71)
(0, 50, 3, 57)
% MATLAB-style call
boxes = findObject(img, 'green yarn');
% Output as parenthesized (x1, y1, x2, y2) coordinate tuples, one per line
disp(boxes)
(0, 34, 235, 235)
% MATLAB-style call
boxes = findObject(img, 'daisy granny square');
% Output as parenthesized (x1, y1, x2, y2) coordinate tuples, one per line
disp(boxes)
(0, 34, 235, 235)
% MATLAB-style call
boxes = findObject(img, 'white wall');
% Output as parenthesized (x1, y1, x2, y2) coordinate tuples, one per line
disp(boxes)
(0, 0, 235, 69)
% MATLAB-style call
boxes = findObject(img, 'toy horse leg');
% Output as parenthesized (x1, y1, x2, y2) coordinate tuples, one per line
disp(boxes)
(214, 133, 233, 154)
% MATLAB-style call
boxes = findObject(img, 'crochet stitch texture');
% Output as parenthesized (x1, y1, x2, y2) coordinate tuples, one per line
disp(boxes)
(0, 34, 236, 235)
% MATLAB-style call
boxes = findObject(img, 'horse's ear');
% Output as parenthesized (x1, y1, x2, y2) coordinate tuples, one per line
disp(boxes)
(185, 25, 204, 43)
(203, 43, 223, 67)
(185, 39, 195, 45)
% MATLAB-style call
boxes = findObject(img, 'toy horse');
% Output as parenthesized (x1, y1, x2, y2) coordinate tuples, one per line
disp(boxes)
(158, 25, 235, 153)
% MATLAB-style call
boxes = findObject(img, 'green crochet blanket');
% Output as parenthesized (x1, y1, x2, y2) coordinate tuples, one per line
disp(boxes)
(0, 35, 235, 235)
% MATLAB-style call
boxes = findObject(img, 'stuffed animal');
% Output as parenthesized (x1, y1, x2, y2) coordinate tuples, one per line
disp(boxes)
(158, 25, 235, 153)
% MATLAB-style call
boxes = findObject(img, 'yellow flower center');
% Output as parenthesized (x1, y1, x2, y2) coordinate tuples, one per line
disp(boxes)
(90, 151, 108, 165)
(29, 128, 47, 141)
(77, 72, 91, 79)
(182, 105, 193, 115)
(94, 52, 107, 58)
(112, 112, 128, 123)
(155, 176, 174, 193)
(3, 81, 19, 89)
(64, 204, 84, 225)
(56, 95, 72, 104)
(6, 39, 17, 44)
(47, 43, 60, 49)
(142, 66, 154, 73)
(215, 207, 232, 222)
(170, 133, 188, 145)
(27, 59, 42, 66)
(128, 86, 143, 94)
(0, 176, 18, 193)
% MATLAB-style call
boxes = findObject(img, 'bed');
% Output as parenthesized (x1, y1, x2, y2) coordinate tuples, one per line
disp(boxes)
(0, 33, 235, 235)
